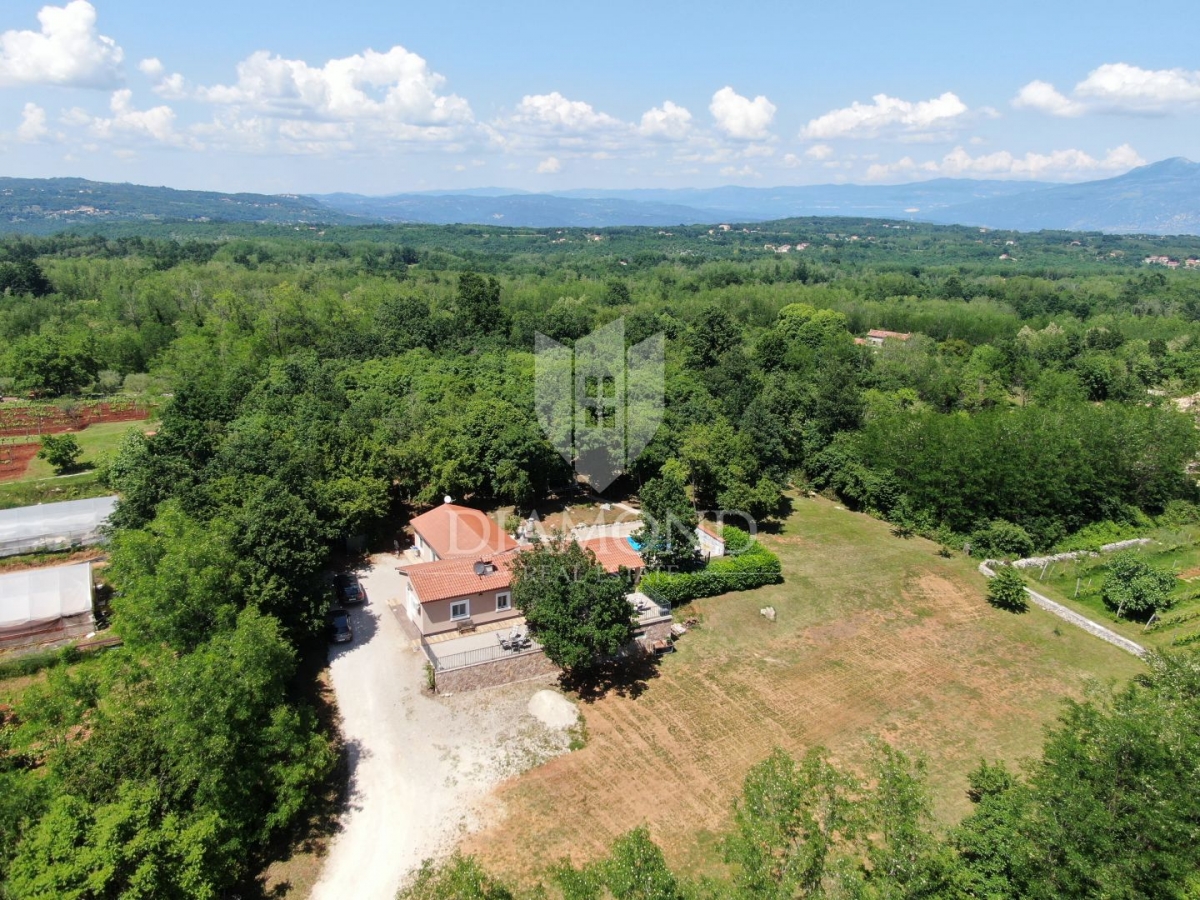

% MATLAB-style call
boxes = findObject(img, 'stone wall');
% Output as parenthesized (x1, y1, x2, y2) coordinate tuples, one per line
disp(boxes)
(1008, 538, 1151, 569)
(979, 561, 1146, 658)
(434, 649, 559, 694)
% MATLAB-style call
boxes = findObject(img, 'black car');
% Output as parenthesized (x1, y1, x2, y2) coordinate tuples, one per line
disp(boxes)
(327, 607, 353, 643)
(336, 574, 366, 605)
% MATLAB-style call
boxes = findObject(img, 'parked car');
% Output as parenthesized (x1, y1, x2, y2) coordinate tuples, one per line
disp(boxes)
(336, 573, 366, 605)
(327, 607, 353, 643)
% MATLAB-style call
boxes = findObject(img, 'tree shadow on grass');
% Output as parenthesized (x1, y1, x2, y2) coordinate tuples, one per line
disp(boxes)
(560, 651, 662, 703)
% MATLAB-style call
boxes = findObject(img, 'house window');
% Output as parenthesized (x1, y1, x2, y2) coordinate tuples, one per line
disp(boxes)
(450, 600, 469, 620)
(496, 592, 511, 612)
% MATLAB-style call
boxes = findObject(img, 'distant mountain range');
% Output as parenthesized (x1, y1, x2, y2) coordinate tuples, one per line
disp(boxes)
(1, 158, 1198, 235)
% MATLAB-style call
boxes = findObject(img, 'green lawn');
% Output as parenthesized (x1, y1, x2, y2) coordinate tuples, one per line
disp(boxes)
(0, 420, 152, 510)
(0, 470, 112, 510)
(1031, 527, 1200, 652)
(10, 420, 149, 482)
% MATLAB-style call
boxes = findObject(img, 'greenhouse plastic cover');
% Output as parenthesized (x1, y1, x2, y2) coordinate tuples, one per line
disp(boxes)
(0, 562, 93, 635)
(0, 496, 117, 557)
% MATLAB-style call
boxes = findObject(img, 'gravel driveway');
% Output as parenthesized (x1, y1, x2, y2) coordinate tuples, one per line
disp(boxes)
(310, 555, 567, 900)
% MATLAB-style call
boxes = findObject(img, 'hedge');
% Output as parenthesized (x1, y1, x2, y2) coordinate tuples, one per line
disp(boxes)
(640, 527, 782, 606)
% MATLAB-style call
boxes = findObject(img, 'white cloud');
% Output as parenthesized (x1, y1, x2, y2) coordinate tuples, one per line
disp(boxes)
(509, 92, 621, 133)
(1076, 63, 1200, 110)
(1014, 63, 1200, 117)
(139, 57, 186, 99)
(639, 100, 692, 139)
(0, 1, 123, 89)
(17, 102, 50, 141)
(866, 143, 1145, 181)
(536, 155, 561, 174)
(138, 58, 163, 79)
(802, 91, 969, 139)
(806, 143, 834, 160)
(74, 89, 196, 148)
(198, 46, 472, 133)
(1012, 80, 1086, 117)
(709, 86, 775, 140)
(719, 164, 761, 178)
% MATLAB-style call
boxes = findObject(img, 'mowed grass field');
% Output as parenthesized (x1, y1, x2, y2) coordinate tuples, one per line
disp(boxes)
(462, 497, 1144, 885)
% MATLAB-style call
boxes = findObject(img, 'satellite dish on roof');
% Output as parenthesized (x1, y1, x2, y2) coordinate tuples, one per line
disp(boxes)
(473, 560, 493, 576)
(443, 495, 453, 505)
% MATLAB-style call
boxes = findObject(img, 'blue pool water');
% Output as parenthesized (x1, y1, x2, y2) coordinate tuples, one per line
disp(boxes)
(627, 536, 643, 551)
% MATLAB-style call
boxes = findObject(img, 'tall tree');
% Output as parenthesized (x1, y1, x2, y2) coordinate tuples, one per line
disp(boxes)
(509, 536, 634, 672)
(456, 272, 507, 337)
(634, 460, 698, 570)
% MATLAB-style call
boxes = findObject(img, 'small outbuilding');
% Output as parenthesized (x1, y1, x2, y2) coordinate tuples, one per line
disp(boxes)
(0, 495, 117, 558)
(697, 523, 726, 558)
(0, 561, 95, 650)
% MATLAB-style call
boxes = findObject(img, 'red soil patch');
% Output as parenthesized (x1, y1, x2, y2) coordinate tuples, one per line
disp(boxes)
(0, 402, 150, 439)
(0, 442, 40, 482)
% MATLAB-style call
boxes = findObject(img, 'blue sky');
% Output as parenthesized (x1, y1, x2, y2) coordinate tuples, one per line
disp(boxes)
(0, 0, 1197, 194)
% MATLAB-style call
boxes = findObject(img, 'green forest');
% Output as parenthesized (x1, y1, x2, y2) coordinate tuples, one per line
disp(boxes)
(3, 217, 1200, 897)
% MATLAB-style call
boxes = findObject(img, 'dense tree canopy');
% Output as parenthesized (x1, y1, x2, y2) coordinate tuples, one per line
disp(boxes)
(4, 218, 1200, 895)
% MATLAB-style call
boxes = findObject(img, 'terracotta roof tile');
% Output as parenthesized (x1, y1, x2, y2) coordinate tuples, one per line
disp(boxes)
(408, 503, 517, 559)
(406, 551, 517, 604)
(406, 535, 644, 604)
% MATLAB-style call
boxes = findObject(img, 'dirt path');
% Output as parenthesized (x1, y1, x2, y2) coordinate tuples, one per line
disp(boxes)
(309, 555, 567, 900)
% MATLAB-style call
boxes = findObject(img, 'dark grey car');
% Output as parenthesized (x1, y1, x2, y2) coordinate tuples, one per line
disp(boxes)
(328, 607, 353, 643)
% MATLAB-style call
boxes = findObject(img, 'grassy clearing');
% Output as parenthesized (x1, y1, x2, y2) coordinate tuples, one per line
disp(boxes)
(7, 420, 150, 483)
(0, 547, 105, 572)
(0, 419, 151, 509)
(1032, 527, 1200, 651)
(461, 496, 1142, 886)
(0, 469, 112, 510)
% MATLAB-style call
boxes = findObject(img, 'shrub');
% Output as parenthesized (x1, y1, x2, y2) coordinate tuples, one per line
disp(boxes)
(986, 566, 1029, 612)
(641, 536, 782, 606)
(721, 524, 754, 555)
(970, 519, 1034, 560)
(1158, 500, 1200, 529)
(36, 433, 82, 475)
(1102, 551, 1178, 620)
(1055, 519, 1142, 553)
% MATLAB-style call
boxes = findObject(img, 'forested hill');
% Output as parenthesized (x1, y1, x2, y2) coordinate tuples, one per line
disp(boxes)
(2, 158, 1199, 235)
(0, 177, 354, 233)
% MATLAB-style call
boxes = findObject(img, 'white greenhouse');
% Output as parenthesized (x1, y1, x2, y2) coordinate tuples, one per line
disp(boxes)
(0, 561, 95, 650)
(0, 495, 117, 558)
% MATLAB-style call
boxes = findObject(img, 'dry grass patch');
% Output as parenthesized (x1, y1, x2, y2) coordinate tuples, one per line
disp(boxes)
(461, 497, 1143, 885)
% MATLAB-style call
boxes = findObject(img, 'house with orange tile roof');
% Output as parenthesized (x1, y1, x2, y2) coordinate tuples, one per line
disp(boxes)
(865, 329, 912, 348)
(400, 502, 644, 636)
(408, 502, 518, 562)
